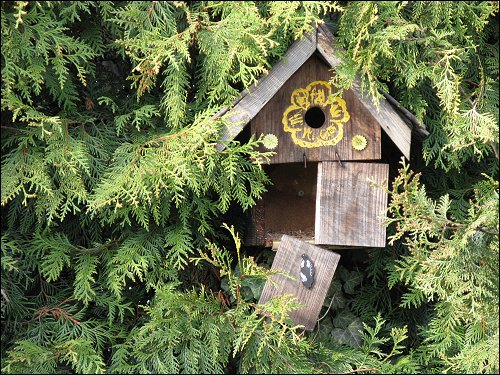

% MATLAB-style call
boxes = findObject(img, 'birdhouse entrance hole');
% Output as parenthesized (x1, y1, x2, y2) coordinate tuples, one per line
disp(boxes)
(304, 106, 325, 128)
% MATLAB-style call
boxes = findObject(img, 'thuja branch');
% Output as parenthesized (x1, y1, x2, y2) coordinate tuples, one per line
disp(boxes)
(442, 222, 498, 236)
(20, 298, 81, 326)
(34, 306, 81, 326)
(129, 130, 191, 170)
(459, 85, 499, 160)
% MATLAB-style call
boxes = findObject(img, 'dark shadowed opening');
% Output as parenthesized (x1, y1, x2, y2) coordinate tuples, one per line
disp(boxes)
(304, 107, 325, 128)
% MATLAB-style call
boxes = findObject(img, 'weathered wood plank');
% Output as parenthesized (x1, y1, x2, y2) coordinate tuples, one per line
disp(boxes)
(315, 162, 389, 247)
(316, 23, 343, 68)
(217, 31, 317, 150)
(316, 24, 413, 159)
(244, 197, 266, 246)
(350, 79, 411, 159)
(258, 235, 340, 331)
(378, 89, 429, 138)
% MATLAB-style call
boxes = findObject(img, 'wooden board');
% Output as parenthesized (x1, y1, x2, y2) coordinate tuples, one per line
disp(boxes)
(315, 162, 389, 247)
(244, 198, 266, 246)
(258, 235, 340, 331)
(251, 54, 382, 163)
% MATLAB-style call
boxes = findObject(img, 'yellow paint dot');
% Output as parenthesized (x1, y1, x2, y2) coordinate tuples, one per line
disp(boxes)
(352, 135, 367, 151)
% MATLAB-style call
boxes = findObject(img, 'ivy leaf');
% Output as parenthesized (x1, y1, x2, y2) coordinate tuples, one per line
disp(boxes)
(324, 278, 346, 309)
(337, 266, 351, 282)
(240, 286, 254, 301)
(331, 293, 346, 309)
(240, 277, 265, 301)
(316, 315, 335, 343)
(343, 271, 363, 295)
(332, 308, 358, 329)
(331, 318, 363, 348)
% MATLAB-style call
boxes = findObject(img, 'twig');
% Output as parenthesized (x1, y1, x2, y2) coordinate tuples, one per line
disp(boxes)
(1, 288, 10, 303)
(20, 298, 81, 326)
(35, 306, 81, 326)
(433, 218, 499, 236)
(491, 141, 499, 159)
(412, 215, 499, 236)
(317, 292, 336, 322)
(446, 223, 498, 235)
(1, 125, 21, 132)
(147, 1, 157, 18)
(311, 292, 337, 341)
(74, 240, 117, 253)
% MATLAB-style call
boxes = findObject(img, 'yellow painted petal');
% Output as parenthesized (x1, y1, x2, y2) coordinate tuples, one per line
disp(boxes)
(306, 81, 332, 107)
(319, 124, 343, 145)
(329, 97, 350, 124)
(283, 107, 304, 132)
(291, 88, 309, 110)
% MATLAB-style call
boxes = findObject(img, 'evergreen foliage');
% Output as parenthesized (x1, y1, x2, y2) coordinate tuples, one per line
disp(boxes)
(1, 1, 498, 374)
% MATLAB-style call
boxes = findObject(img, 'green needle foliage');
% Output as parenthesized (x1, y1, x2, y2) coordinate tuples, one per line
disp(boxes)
(1, 1, 498, 374)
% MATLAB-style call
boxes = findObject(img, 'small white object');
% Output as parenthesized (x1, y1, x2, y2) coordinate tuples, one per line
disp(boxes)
(300, 272, 307, 282)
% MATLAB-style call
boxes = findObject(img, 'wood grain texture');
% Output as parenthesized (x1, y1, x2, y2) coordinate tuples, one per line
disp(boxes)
(251, 54, 381, 163)
(258, 235, 340, 331)
(216, 31, 317, 150)
(350, 79, 411, 159)
(316, 24, 343, 68)
(244, 198, 266, 246)
(316, 24, 412, 159)
(315, 162, 389, 247)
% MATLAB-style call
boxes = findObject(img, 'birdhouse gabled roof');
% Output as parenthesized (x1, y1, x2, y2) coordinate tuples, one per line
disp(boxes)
(216, 24, 428, 159)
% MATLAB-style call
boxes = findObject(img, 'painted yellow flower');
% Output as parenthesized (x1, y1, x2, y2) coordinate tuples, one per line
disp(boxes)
(282, 81, 350, 148)
(351, 134, 368, 151)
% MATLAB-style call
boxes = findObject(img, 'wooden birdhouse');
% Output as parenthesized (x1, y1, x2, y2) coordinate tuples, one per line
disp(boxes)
(217, 24, 427, 250)
(216, 25, 427, 329)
